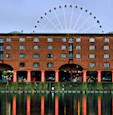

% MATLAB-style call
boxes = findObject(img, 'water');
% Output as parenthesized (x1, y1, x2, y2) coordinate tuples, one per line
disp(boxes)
(0, 93, 112, 115)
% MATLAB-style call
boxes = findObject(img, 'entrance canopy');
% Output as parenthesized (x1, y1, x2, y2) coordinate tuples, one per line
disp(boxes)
(59, 64, 83, 71)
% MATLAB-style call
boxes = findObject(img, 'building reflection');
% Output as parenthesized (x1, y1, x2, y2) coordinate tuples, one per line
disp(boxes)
(41, 96, 45, 115)
(98, 96, 101, 115)
(27, 96, 31, 115)
(0, 93, 113, 115)
(12, 96, 16, 115)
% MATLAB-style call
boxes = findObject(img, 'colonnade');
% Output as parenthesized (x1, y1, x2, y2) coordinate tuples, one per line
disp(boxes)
(13, 70, 113, 82)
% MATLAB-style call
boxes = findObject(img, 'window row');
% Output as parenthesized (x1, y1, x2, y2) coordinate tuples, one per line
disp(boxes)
(4, 45, 111, 51)
(20, 62, 53, 68)
(19, 62, 110, 68)
(0, 37, 110, 43)
(5, 53, 111, 59)
(89, 62, 110, 68)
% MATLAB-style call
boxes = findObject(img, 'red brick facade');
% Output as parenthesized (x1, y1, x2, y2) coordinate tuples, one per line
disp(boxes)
(0, 33, 113, 82)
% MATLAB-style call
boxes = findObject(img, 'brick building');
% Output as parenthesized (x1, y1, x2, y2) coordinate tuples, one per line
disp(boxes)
(0, 33, 113, 82)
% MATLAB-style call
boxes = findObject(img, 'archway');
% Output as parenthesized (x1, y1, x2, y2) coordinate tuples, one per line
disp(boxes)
(0, 64, 13, 81)
(59, 64, 83, 82)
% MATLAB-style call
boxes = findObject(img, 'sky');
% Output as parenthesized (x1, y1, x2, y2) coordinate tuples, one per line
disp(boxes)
(0, 0, 113, 33)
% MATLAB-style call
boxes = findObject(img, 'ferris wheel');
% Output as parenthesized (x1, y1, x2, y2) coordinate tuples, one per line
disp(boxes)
(33, 4, 104, 33)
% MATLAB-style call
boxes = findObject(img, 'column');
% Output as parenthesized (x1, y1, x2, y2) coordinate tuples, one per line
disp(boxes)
(55, 95, 59, 115)
(41, 96, 45, 115)
(55, 70, 59, 82)
(27, 70, 31, 82)
(98, 70, 101, 82)
(13, 70, 17, 82)
(98, 96, 101, 115)
(83, 70, 87, 82)
(12, 96, 16, 115)
(112, 71, 113, 83)
(41, 70, 45, 82)
(27, 96, 31, 115)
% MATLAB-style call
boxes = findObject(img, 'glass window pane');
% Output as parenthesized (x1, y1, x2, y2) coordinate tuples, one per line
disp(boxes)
(34, 38, 39, 42)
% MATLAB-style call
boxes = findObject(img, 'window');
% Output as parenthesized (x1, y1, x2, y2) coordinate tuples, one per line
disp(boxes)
(6, 46, 11, 50)
(47, 62, 53, 68)
(6, 54, 11, 58)
(48, 54, 53, 58)
(47, 38, 53, 42)
(103, 38, 109, 42)
(89, 63, 95, 68)
(104, 54, 109, 59)
(19, 63, 25, 67)
(61, 54, 66, 58)
(89, 54, 95, 58)
(68, 38, 74, 43)
(61, 45, 66, 50)
(89, 38, 95, 42)
(19, 38, 25, 42)
(103, 45, 109, 50)
(89, 45, 95, 50)
(0, 53, 3, 60)
(19, 54, 25, 58)
(62, 38, 66, 42)
(33, 62, 39, 68)
(34, 45, 39, 50)
(76, 45, 81, 50)
(0, 45, 3, 51)
(76, 54, 81, 58)
(34, 54, 39, 58)
(34, 38, 39, 42)
(48, 46, 53, 50)
(6, 38, 11, 42)
(76, 38, 81, 42)
(19, 45, 25, 50)
(0, 38, 4, 43)
(104, 63, 109, 68)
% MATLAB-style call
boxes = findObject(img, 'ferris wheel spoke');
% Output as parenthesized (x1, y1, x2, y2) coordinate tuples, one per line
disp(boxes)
(72, 8, 83, 32)
(76, 15, 92, 33)
(63, 6, 67, 32)
(82, 23, 98, 33)
(45, 15, 61, 32)
(53, 9, 64, 32)
(68, 6, 74, 32)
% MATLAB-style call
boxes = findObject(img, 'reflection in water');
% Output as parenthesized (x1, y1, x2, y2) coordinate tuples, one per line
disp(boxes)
(0, 93, 112, 115)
